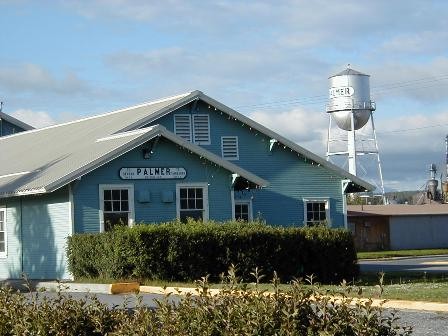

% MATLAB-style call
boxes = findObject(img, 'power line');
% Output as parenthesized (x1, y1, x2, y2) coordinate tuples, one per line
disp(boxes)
(377, 122, 448, 134)
(235, 73, 448, 111)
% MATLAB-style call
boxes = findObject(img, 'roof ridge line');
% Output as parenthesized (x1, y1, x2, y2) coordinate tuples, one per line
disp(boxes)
(0, 91, 195, 140)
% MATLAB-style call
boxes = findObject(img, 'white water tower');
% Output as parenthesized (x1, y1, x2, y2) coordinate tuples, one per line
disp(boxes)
(326, 66, 385, 198)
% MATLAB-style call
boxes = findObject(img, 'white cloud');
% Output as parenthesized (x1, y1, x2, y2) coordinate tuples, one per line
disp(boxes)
(370, 58, 448, 103)
(0, 63, 90, 95)
(381, 31, 448, 55)
(10, 109, 56, 128)
(247, 107, 328, 154)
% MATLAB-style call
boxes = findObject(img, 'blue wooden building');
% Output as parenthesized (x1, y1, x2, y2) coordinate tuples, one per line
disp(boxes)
(0, 91, 372, 279)
(0, 111, 34, 137)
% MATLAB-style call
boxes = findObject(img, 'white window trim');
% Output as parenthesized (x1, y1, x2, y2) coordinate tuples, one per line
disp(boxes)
(302, 198, 330, 226)
(176, 182, 209, 221)
(173, 114, 192, 142)
(192, 114, 211, 145)
(99, 184, 135, 232)
(221, 136, 239, 160)
(0, 206, 6, 258)
(234, 199, 253, 221)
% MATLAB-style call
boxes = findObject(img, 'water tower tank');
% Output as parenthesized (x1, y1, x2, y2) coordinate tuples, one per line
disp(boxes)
(326, 67, 375, 131)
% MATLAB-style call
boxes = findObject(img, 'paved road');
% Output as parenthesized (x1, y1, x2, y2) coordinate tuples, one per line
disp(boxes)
(24, 291, 177, 309)
(359, 255, 448, 273)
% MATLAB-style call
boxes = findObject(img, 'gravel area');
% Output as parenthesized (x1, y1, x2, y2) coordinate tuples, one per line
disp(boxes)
(394, 309, 448, 335)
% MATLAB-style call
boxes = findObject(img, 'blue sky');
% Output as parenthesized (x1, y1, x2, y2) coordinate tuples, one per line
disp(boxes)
(2, 0, 448, 191)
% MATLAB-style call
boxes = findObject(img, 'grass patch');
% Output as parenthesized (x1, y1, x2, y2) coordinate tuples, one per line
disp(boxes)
(353, 282, 448, 302)
(74, 271, 448, 303)
(357, 248, 448, 259)
(326, 271, 448, 303)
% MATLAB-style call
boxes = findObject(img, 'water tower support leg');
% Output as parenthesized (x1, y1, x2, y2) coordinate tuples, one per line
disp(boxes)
(370, 113, 386, 203)
(326, 114, 332, 161)
(348, 109, 357, 176)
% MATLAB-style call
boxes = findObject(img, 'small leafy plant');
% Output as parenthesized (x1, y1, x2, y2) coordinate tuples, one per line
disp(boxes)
(0, 268, 412, 335)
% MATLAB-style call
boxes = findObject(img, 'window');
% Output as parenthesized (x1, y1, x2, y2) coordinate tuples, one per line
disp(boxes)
(221, 136, 239, 160)
(234, 200, 252, 221)
(192, 115, 210, 145)
(176, 184, 208, 222)
(174, 114, 210, 145)
(0, 208, 6, 257)
(303, 199, 329, 226)
(174, 114, 192, 142)
(99, 185, 134, 232)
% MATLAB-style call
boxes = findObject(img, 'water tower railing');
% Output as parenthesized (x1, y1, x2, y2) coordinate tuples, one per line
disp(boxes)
(326, 100, 376, 112)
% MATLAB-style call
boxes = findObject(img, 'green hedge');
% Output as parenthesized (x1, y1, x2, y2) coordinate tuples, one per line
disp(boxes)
(67, 221, 358, 283)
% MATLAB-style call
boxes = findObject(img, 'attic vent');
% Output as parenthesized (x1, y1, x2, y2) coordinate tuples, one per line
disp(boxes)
(193, 115, 210, 145)
(174, 115, 192, 142)
(221, 136, 239, 160)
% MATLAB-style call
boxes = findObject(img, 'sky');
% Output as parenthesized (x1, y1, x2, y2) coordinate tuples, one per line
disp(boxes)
(2, 0, 448, 192)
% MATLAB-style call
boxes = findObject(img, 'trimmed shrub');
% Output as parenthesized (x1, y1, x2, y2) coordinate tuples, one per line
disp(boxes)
(67, 220, 358, 283)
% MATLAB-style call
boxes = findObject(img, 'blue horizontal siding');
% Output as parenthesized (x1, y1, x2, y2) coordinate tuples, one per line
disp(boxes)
(153, 100, 346, 227)
(0, 198, 22, 279)
(0, 187, 71, 280)
(21, 187, 71, 279)
(73, 138, 233, 232)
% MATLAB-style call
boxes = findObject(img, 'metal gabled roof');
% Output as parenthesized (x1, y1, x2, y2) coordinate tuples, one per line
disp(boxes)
(0, 89, 372, 196)
(0, 92, 196, 195)
(0, 111, 34, 131)
(0, 125, 268, 198)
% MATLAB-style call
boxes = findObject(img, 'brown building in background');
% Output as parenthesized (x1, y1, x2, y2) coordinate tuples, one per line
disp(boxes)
(348, 204, 448, 251)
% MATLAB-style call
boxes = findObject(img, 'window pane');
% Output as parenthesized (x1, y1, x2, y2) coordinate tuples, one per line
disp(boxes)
(121, 190, 128, 200)
(121, 201, 129, 211)
(104, 213, 128, 231)
(196, 199, 203, 209)
(0, 212, 3, 221)
(104, 201, 112, 212)
(320, 211, 326, 221)
(188, 188, 195, 198)
(104, 190, 112, 200)
(180, 199, 188, 209)
(0, 221, 3, 231)
(180, 188, 187, 198)
(112, 190, 120, 200)
(0, 232, 4, 242)
(195, 188, 203, 198)
(235, 205, 241, 217)
(180, 210, 203, 223)
(188, 199, 195, 209)
(0, 242, 4, 253)
(113, 201, 121, 211)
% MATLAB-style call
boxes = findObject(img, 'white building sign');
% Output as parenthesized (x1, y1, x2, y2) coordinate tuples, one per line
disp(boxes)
(120, 167, 187, 180)
(329, 86, 354, 98)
